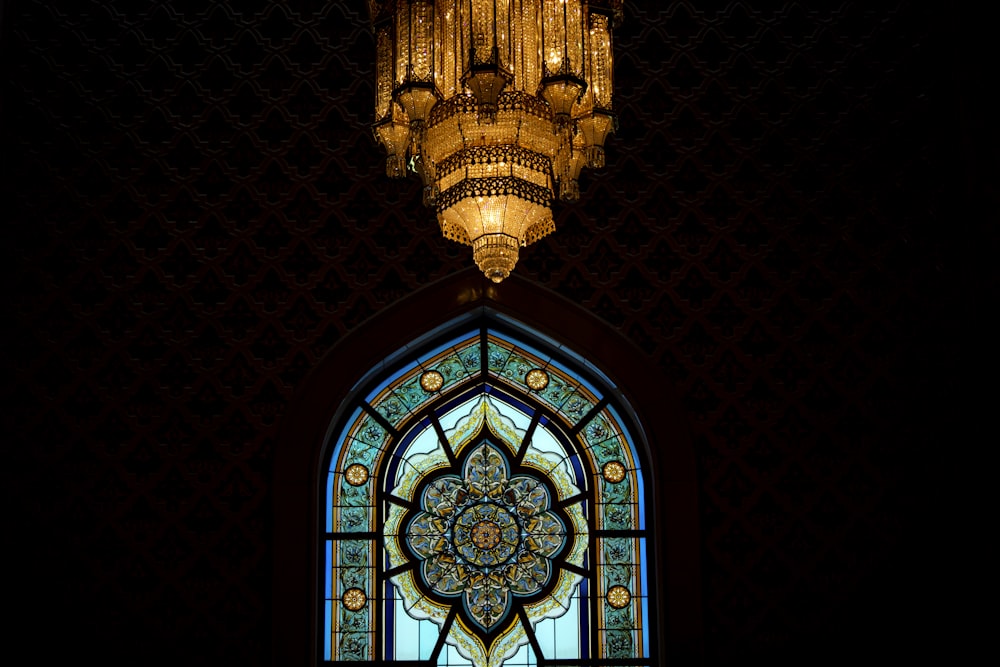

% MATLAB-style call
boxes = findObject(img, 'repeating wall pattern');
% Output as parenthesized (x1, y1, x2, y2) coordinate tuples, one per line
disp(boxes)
(2, 1, 978, 665)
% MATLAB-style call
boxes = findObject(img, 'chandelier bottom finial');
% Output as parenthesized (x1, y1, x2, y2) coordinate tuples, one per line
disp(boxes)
(438, 191, 555, 283)
(473, 233, 520, 283)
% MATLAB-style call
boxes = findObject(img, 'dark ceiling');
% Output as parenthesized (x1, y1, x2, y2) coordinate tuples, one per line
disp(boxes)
(1, 1, 990, 665)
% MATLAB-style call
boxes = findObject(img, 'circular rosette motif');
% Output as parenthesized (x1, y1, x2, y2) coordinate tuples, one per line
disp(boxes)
(404, 442, 568, 631)
(454, 504, 519, 565)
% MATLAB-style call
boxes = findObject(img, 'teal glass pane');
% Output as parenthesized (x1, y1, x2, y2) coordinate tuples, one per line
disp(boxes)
(535, 373, 598, 429)
(332, 473, 374, 533)
(351, 412, 389, 454)
(361, 332, 479, 407)
(329, 410, 387, 534)
(603, 404, 645, 490)
(536, 368, 575, 409)
(391, 374, 429, 412)
(371, 388, 413, 429)
(498, 348, 536, 385)
(486, 339, 513, 373)
(601, 468, 634, 502)
(596, 536, 649, 660)
(458, 340, 481, 374)
(423, 339, 479, 391)
(598, 502, 639, 531)
(577, 406, 645, 530)
(334, 505, 372, 533)
(431, 352, 470, 388)
(582, 412, 620, 459)
(558, 390, 595, 425)
(598, 629, 639, 661)
(336, 418, 387, 490)
(334, 469, 372, 508)
(328, 538, 375, 661)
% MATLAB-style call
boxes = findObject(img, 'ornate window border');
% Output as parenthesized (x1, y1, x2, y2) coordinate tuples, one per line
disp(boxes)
(321, 316, 654, 665)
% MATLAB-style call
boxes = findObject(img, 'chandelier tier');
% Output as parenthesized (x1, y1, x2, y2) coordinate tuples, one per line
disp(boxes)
(371, 0, 622, 282)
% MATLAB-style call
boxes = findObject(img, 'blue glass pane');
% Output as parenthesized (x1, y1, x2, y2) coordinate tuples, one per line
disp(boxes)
(325, 473, 335, 532)
(640, 537, 650, 658)
(325, 541, 332, 597)
(323, 600, 332, 660)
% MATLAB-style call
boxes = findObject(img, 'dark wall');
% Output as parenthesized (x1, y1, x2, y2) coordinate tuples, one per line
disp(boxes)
(2, 1, 984, 665)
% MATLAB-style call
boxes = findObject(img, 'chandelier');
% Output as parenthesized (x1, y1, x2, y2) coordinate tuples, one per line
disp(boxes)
(370, 0, 622, 282)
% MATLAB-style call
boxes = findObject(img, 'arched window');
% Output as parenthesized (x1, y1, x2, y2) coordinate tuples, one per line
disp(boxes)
(321, 314, 654, 665)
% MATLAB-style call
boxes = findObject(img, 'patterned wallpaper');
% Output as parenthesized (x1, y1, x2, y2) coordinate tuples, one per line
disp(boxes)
(2, 1, 981, 665)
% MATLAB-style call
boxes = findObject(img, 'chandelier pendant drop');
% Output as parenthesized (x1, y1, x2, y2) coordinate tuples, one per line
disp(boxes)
(371, 0, 622, 282)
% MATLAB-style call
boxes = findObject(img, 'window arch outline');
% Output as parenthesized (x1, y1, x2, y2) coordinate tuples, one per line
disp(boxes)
(272, 270, 703, 667)
(320, 312, 656, 665)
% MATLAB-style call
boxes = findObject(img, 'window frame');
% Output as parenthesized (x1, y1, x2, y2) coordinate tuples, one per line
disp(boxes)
(272, 270, 703, 667)
(320, 315, 655, 665)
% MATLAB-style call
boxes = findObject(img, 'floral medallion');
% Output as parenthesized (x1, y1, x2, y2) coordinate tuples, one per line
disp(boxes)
(405, 441, 567, 631)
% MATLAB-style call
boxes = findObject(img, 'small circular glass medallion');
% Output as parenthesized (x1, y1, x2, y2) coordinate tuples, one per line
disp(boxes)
(471, 520, 502, 549)
(420, 370, 444, 392)
(607, 585, 631, 609)
(602, 461, 626, 484)
(524, 368, 549, 391)
(342, 587, 367, 611)
(344, 463, 369, 486)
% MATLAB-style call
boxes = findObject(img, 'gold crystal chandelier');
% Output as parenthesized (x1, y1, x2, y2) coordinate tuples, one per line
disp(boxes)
(370, 0, 622, 282)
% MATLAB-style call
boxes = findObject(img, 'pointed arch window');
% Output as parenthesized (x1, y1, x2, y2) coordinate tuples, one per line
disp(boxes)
(321, 316, 653, 666)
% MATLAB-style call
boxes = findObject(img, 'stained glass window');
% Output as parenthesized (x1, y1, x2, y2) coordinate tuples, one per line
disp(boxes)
(322, 319, 653, 665)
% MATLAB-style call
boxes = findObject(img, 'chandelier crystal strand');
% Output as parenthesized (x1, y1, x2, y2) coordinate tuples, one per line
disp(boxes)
(370, 1, 622, 282)
(576, 9, 616, 168)
(373, 25, 410, 178)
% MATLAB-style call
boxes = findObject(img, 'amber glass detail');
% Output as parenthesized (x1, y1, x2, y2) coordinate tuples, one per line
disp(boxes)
(607, 585, 630, 609)
(602, 460, 626, 483)
(420, 369, 445, 392)
(345, 463, 370, 486)
(342, 587, 367, 611)
(471, 520, 502, 549)
(525, 368, 550, 391)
